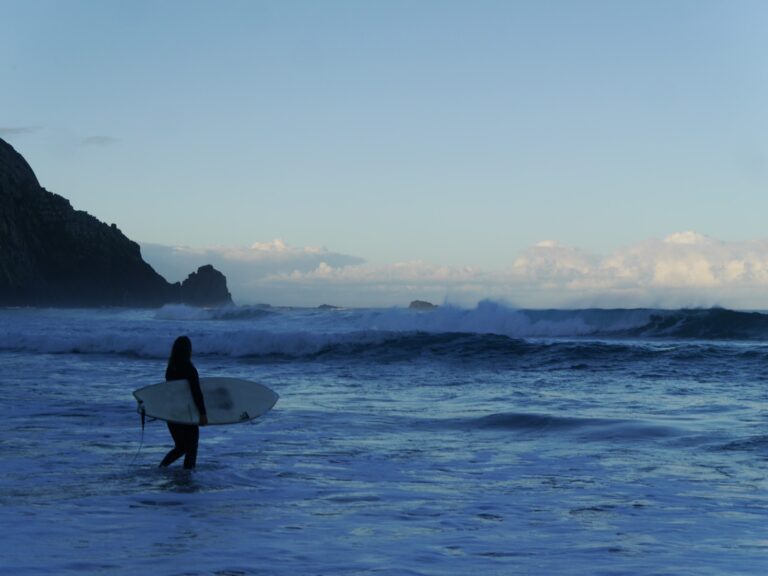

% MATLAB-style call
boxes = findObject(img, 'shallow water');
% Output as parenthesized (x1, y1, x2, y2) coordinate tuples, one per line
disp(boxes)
(1, 306, 767, 575)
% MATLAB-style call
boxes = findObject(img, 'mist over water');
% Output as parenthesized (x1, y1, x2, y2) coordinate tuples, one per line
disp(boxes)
(1, 304, 767, 575)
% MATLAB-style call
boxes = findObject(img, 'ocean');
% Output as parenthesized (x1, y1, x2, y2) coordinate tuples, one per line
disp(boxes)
(0, 303, 766, 575)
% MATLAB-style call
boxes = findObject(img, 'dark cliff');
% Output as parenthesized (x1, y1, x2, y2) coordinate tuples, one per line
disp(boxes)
(0, 138, 233, 307)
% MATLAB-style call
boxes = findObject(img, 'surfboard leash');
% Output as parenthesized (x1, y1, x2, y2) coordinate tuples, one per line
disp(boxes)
(128, 406, 147, 467)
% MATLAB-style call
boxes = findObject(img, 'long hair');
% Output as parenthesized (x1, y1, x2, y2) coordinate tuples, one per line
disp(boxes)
(166, 335, 192, 379)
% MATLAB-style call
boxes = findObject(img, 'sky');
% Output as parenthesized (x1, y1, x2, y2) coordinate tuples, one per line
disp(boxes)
(2, 0, 768, 308)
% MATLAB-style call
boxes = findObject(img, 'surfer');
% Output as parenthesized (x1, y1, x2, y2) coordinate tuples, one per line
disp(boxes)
(160, 336, 208, 469)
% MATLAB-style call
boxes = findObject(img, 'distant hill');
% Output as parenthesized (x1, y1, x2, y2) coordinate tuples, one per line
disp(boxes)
(0, 137, 232, 307)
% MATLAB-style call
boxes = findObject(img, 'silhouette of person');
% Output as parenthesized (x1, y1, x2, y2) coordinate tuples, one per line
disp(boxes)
(159, 336, 208, 469)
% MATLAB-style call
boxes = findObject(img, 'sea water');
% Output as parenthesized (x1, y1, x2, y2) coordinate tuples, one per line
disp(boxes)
(0, 304, 766, 575)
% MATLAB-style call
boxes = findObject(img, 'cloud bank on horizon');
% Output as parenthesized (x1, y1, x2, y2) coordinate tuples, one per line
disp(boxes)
(142, 231, 768, 309)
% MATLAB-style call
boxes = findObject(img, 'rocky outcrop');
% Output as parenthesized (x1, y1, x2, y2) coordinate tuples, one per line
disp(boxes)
(0, 137, 233, 307)
(409, 300, 438, 310)
(175, 265, 232, 306)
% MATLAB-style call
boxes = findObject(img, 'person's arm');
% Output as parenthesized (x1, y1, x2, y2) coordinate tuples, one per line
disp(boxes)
(188, 365, 208, 426)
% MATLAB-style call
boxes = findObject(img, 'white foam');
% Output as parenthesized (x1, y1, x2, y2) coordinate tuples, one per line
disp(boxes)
(0, 302, 657, 358)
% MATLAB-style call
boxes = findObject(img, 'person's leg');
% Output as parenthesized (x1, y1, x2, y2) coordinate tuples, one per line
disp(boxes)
(182, 426, 200, 469)
(160, 423, 187, 467)
(160, 446, 184, 467)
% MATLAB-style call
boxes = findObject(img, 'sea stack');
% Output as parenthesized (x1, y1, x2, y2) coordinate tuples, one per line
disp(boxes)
(176, 265, 233, 307)
(409, 300, 438, 310)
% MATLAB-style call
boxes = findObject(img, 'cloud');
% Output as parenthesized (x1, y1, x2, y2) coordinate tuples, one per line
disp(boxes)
(503, 232, 768, 308)
(511, 241, 597, 286)
(143, 233, 768, 308)
(270, 260, 480, 284)
(257, 232, 768, 308)
(0, 126, 39, 136)
(211, 239, 328, 263)
(141, 239, 365, 303)
(259, 259, 488, 307)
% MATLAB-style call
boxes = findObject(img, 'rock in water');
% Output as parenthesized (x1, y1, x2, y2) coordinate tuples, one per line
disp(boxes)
(178, 265, 233, 306)
(409, 300, 438, 310)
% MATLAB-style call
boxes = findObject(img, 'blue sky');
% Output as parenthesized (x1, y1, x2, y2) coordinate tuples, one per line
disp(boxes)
(3, 1, 768, 307)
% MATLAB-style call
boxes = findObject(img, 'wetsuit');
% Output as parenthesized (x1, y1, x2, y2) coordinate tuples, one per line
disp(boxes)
(160, 361, 207, 469)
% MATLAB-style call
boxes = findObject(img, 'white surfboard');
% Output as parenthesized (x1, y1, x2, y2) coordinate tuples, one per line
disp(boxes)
(133, 377, 279, 425)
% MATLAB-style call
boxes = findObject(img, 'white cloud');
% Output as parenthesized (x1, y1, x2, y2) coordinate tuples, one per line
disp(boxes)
(604, 233, 768, 289)
(512, 241, 597, 281)
(140, 239, 364, 304)
(268, 260, 481, 284)
(663, 231, 711, 245)
(143, 232, 768, 308)
(175, 239, 328, 263)
(250, 239, 292, 254)
(499, 231, 768, 308)
(258, 260, 488, 307)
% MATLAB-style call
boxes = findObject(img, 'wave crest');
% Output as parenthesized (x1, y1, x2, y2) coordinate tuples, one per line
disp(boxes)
(154, 304, 273, 321)
(466, 412, 681, 440)
(2, 304, 768, 361)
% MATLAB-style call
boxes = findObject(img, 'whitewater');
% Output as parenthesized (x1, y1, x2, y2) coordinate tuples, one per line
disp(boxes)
(0, 303, 766, 575)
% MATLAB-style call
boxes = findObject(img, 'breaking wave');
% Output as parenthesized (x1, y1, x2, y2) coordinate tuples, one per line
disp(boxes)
(463, 412, 682, 441)
(2, 303, 768, 361)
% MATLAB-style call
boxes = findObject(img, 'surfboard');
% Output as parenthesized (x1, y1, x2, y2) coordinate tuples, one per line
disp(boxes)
(133, 377, 279, 425)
